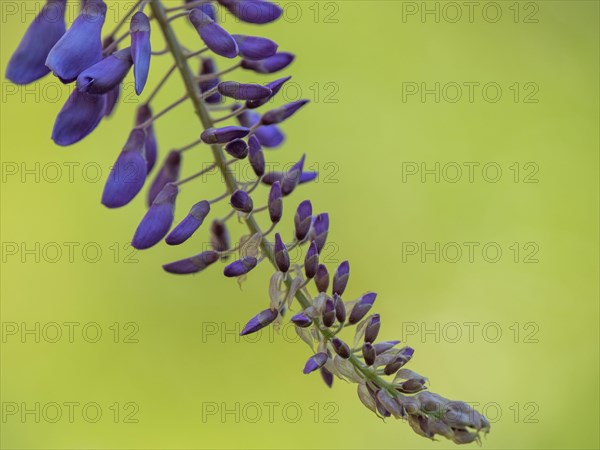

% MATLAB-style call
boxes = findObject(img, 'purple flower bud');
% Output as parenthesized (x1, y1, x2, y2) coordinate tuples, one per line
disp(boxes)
(186, 1, 218, 21)
(348, 292, 377, 325)
(261, 99, 309, 126)
(52, 89, 106, 146)
(224, 256, 258, 277)
(332, 261, 350, 296)
(217, 0, 283, 24)
(383, 347, 415, 376)
(148, 151, 181, 205)
(211, 220, 230, 252)
(130, 12, 151, 95)
(312, 213, 329, 252)
(6, 0, 67, 85)
(198, 58, 221, 104)
(268, 181, 283, 223)
(201, 126, 249, 144)
(230, 190, 253, 213)
(101, 129, 147, 208)
(362, 342, 376, 366)
(189, 9, 238, 59)
(232, 34, 278, 61)
(398, 378, 427, 394)
(163, 250, 219, 275)
(224, 139, 248, 159)
(364, 314, 381, 343)
(46, 0, 106, 83)
(291, 312, 312, 328)
(274, 233, 290, 273)
(334, 294, 346, 323)
(240, 308, 278, 336)
(303, 352, 328, 374)
(294, 200, 312, 241)
(323, 297, 336, 327)
(135, 104, 158, 172)
(304, 241, 319, 279)
(372, 341, 401, 355)
(218, 81, 272, 101)
(237, 109, 285, 148)
(320, 367, 334, 388)
(315, 264, 329, 293)
(166, 200, 210, 246)
(246, 76, 290, 109)
(248, 136, 265, 177)
(132, 183, 178, 250)
(241, 52, 294, 74)
(331, 338, 351, 359)
(77, 48, 133, 94)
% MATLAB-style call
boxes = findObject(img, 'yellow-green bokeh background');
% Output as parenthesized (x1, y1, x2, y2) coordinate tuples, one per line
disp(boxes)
(1, 1, 598, 448)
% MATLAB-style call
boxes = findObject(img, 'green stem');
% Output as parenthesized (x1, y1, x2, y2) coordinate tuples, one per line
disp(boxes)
(149, 0, 395, 397)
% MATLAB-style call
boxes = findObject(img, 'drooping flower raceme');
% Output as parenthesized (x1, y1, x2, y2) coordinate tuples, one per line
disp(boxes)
(5, 0, 490, 444)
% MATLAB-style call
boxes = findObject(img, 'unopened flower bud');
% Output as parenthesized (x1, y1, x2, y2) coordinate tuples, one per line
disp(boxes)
(304, 241, 319, 279)
(240, 308, 278, 336)
(315, 264, 329, 293)
(303, 352, 328, 374)
(274, 233, 290, 272)
(332, 260, 349, 296)
(331, 338, 351, 359)
(348, 292, 377, 325)
(364, 314, 380, 343)
(362, 342, 376, 366)
(291, 312, 312, 328)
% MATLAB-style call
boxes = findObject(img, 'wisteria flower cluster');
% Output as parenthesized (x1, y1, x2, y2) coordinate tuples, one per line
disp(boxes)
(6, 0, 490, 444)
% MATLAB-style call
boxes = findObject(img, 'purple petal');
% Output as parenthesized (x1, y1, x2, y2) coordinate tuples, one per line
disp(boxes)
(130, 12, 151, 95)
(52, 89, 106, 146)
(189, 9, 238, 59)
(166, 200, 210, 246)
(46, 0, 106, 83)
(201, 126, 249, 144)
(101, 130, 147, 208)
(232, 34, 278, 60)
(218, 81, 272, 101)
(76, 48, 133, 94)
(132, 183, 178, 250)
(6, 0, 67, 84)
(163, 250, 220, 275)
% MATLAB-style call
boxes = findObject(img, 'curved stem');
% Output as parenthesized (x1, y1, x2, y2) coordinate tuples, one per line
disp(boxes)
(149, 0, 393, 397)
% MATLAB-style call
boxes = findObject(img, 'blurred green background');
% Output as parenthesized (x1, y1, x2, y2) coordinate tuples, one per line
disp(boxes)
(1, 1, 598, 448)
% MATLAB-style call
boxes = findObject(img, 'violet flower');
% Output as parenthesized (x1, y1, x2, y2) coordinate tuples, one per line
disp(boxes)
(6, 0, 67, 84)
